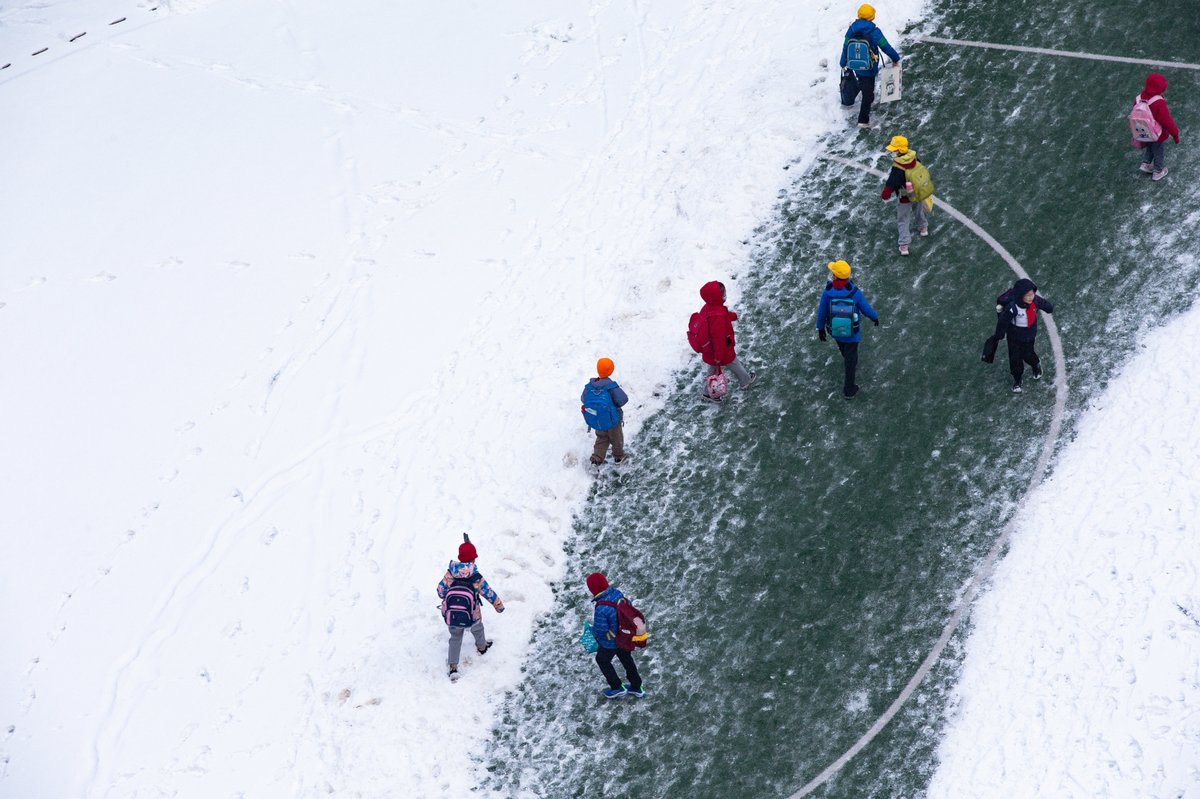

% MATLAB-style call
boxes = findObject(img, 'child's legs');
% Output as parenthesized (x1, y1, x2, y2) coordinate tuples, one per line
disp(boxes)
(1006, 335, 1026, 382)
(607, 424, 625, 462)
(592, 429, 612, 464)
(836, 341, 859, 394)
(447, 626, 466, 665)
(595, 648, 623, 689)
(726, 357, 752, 385)
(1149, 140, 1166, 170)
(914, 201, 928, 231)
(615, 649, 643, 691)
(1022, 341, 1040, 367)
(469, 620, 487, 650)
(896, 202, 914, 245)
(856, 74, 875, 123)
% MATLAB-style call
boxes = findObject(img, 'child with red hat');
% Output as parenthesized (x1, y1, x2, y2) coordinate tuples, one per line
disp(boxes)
(437, 540, 505, 681)
(587, 572, 644, 699)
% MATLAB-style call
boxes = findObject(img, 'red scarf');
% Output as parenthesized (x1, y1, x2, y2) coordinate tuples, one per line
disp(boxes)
(832, 278, 850, 290)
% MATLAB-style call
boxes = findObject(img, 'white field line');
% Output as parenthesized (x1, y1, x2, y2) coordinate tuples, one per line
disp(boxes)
(786, 154, 1070, 799)
(918, 35, 1200, 71)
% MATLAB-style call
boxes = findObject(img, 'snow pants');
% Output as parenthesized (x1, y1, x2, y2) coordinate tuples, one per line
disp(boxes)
(1007, 334, 1040, 384)
(1141, 140, 1165, 171)
(836, 340, 859, 397)
(592, 423, 625, 464)
(447, 620, 487, 666)
(897, 200, 928, 246)
(853, 73, 875, 124)
(595, 646, 642, 691)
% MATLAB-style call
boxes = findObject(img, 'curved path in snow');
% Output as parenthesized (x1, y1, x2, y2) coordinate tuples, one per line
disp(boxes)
(786, 154, 1070, 798)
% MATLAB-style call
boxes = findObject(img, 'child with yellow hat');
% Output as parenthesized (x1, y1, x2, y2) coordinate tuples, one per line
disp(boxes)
(839, 4, 902, 129)
(815, 260, 880, 399)
(881, 134, 935, 256)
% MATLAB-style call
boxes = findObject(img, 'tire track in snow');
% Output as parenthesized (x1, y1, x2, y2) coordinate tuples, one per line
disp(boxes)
(785, 154, 1070, 799)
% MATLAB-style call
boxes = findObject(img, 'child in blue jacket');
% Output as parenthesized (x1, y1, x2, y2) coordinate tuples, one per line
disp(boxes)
(587, 572, 644, 699)
(839, 4, 901, 128)
(581, 357, 629, 466)
(437, 542, 504, 680)
(815, 260, 880, 399)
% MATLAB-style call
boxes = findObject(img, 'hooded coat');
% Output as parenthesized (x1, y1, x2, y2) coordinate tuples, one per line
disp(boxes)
(994, 278, 1054, 343)
(839, 19, 901, 77)
(1140, 73, 1179, 144)
(696, 281, 739, 366)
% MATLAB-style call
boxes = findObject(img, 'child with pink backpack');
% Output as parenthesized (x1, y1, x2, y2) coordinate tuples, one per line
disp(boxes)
(437, 540, 505, 681)
(1130, 72, 1180, 182)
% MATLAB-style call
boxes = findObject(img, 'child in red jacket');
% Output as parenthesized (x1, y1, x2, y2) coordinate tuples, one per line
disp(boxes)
(1133, 72, 1180, 181)
(692, 281, 756, 399)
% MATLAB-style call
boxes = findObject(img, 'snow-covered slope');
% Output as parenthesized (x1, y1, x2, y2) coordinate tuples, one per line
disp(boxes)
(2, 0, 928, 795)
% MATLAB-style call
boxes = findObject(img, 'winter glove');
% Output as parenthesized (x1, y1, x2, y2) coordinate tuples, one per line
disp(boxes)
(881, 186, 893, 201)
(873, 318, 880, 326)
(818, 329, 827, 342)
(1173, 134, 1180, 144)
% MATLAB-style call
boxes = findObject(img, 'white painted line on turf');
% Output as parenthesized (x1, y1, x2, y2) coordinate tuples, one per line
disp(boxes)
(786, 154, 1070, 799)
(918, 35, 1200, 71)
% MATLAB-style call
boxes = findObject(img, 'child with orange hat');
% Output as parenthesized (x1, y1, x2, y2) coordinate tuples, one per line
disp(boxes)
(581, 358, 629, 466)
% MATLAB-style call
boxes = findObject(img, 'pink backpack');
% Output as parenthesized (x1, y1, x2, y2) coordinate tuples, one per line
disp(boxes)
(1130, 94, 1163, 144)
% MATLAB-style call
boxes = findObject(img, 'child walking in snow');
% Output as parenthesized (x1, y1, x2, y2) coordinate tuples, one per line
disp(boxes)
(688, 280, 757, 400)
(815, 260, 880, 399)
(581, 358, 629, 466)
(839, 4, 902, 129)
(881, 135, 934, 256)
(437, 541, 504, 681)
(1131, 72, 1180, 181)
(982, 277, 1054, 394)
(586, 572, 645, 699)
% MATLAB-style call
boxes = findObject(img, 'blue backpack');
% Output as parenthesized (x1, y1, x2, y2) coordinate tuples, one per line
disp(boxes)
(845, 37, 873, 74)
(829, 291, 861, 339)
(581, 381, 620, 431)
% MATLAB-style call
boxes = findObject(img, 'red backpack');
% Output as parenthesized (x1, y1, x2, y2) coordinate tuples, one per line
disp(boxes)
(686, 311, 710, 353)
(596, 598, 649, 651)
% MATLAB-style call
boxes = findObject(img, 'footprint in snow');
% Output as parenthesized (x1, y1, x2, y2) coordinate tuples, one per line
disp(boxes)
(87, 271, 117, 282)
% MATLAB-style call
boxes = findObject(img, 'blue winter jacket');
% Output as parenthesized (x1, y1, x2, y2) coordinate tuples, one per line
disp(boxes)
(839, 20, 901, 77)
(815, 281, 879, 344)
(591, 586, 626, 650)
(580, 378, 629, 426)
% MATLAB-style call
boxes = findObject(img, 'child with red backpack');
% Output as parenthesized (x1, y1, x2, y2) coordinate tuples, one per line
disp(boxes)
(586, 572, 647, 699)
(1131, 72, 1180, 181)
(687, 281, 757, 401)
(437, 541, 505, 681)
(581, 357, 629, 466)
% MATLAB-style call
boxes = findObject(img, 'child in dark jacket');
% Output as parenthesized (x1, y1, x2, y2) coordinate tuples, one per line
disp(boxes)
(587, 572, 644, 699)
(881, 135, 933, 256)
(1133, 73, 1180, 181)
(982, 278, 1054, 393)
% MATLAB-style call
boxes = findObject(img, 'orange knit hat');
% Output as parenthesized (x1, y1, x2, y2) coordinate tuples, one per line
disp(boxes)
(596, 358, 615, 378)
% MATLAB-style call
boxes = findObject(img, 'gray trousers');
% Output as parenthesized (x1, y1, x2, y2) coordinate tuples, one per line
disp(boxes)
(447, 620, 487, 665)
(1141, 141, 1165, 171)
(897, 201, 928, 246)
(710, 358, 752, 385)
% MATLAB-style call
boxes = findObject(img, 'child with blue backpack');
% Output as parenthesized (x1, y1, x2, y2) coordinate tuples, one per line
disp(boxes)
(815, 260, 880, 399)
(839, 4, 902, 129)
(581, 357, 629, 466)
(437, 541, 505, 681)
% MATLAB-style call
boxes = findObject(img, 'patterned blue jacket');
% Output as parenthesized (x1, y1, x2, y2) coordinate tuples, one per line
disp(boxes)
(591, 586, 626, 650)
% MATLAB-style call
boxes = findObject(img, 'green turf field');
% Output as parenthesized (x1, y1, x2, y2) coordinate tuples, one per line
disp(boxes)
(485, 2, 1200, 796)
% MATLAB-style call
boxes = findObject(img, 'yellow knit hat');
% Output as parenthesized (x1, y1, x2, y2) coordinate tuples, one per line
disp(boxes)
(596, 357, 615, 378)
(886, 135, 909, 153)
(827, 260, 852, 280)
(857, 4, 876, 20)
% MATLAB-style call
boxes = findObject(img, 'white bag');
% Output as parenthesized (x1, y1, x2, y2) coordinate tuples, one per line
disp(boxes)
(877, 62, 902, 104)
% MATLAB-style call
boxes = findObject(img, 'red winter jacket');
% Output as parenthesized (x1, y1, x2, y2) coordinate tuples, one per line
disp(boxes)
(1141, 73, 1179, 144)
(697, 281, 738, 366)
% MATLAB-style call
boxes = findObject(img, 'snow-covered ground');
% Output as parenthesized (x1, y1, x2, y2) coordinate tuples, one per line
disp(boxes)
(3, 0, 1197, 797)
(929, 298, 1200, 799)
(0, 0, 919, 795)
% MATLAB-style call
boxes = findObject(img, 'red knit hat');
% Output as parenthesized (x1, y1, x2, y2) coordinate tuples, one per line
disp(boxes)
(458, 542, 477, 563)
(586, 572, 609, 595)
